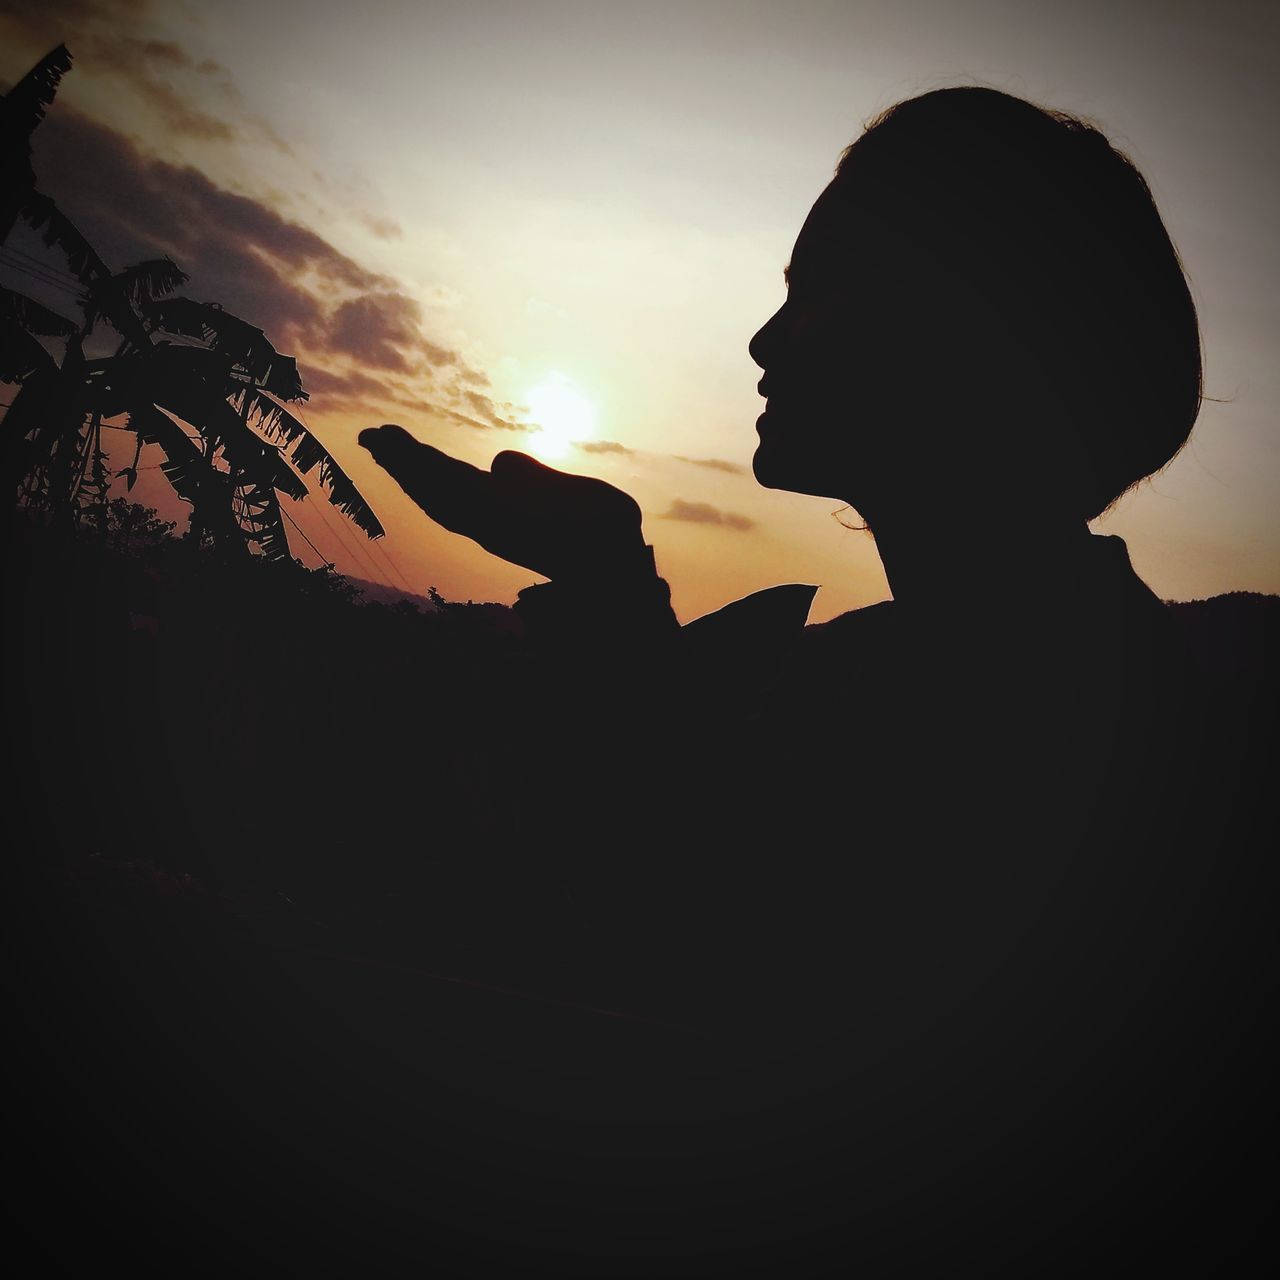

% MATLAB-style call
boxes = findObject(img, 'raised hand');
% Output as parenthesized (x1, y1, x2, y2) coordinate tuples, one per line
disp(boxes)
(358, 424, 650, 582)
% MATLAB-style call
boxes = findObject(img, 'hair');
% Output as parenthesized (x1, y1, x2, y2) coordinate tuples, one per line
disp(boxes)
(829, 87, 1202, 522)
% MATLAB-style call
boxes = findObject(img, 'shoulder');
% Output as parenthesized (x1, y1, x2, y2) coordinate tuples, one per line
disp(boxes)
(680, 584, 820, 654)
(802, 599, 898, 650)
(683, 586, 897, 647)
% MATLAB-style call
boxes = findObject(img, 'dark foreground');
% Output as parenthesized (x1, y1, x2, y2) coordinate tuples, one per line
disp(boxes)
(11, 516, 1279, 1274)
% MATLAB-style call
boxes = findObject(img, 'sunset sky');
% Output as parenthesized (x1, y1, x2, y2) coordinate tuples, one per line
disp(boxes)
(2, 0, 1277, 621)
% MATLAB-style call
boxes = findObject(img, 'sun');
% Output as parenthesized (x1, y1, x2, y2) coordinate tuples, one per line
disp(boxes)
(524, 372, 597, 460)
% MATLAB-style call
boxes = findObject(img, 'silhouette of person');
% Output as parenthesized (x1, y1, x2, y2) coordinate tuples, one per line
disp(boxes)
(361, 85, 1206, 992)
(358, 89, 1269, 1264)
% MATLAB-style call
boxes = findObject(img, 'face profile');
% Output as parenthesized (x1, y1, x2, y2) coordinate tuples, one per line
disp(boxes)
(749, 86, 1203, 535)
(749, 184, 867, 505)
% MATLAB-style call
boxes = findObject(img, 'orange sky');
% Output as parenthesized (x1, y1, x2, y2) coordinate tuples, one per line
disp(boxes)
(2, 0, 1277, 621)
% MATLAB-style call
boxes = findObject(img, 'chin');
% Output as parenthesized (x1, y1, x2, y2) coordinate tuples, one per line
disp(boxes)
(752, 441, 841, 501)
(754, 405, 850, 498)
(751, 442, 781, 489)
(752, 442, 796, 492)
(753, 414, 796, 490)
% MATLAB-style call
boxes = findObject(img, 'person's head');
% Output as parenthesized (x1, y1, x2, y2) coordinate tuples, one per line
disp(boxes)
(749, 86, 1202, 530)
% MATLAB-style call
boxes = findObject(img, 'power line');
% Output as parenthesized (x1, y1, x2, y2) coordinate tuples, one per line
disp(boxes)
(279, 504, 331, 567)
(348, 496, 417, 593)
(307, 487, 385, 582)
(0, 262, 84, 301)
(0, 246, 81, 289)
(332, 493, 415, 594)
(371, 538, 418, 597)
(284, 394, 416, 593)
(0, 249, 85, 299)
(2, 242, 85, 287)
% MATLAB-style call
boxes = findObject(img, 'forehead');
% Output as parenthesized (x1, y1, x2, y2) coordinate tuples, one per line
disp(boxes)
(787, 179, 865, 288)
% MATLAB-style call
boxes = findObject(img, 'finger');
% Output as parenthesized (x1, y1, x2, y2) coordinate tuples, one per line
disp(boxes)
(359, 424, 491, 533)
(490, 449, 577, 491)
(489, 449, 580, 514)
(490, 449, 641, 524)
(359, 423, 436, 468)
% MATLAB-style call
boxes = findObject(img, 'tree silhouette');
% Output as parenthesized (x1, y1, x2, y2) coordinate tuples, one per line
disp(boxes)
(1, 45, 383, 559)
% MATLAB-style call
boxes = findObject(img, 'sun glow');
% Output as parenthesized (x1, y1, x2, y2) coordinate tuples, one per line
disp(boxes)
(524, 372, 597, 460)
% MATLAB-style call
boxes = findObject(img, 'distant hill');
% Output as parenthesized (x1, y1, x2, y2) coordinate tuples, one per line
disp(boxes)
(344, 576, 441, 612)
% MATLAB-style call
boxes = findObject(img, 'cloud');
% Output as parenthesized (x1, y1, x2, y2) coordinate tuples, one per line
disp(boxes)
(576, 440, 634, 455)
(0, 3, 248, 144)
(674, 455, 746, 475)
(299, 366, 389, 404)
(7, 46, 530, 435)
(326, 293, 425, 372)
(661, 499, 754, 531)
(80, 31, 232, 84)
(362, 214, 403, 240)
(383, 387, 530, 433)
(421, 338, 460, 369)
(459, 389, 526, 431)
(30, 108, 382, 332)
(0, 0, 147, 36)
(23, 108, 505, 415)
(436, 406, 529, 433)
(123, 72, 237, 142)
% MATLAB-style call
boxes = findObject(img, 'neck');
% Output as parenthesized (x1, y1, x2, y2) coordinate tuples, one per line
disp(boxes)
(869, 510, 1095, 622)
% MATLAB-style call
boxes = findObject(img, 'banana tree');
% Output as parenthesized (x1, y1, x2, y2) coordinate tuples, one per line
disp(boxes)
(0, 44, 71, 244)
(1, 253, 186, 523)
(72, 296, 385, 557)
(2, 47, 383, 557)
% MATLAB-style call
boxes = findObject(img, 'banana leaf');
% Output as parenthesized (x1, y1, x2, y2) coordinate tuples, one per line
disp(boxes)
(0, 285, 76, 337)
(231, 385, 383, 538)
(145, 297, 306, 400)
(126, 402, 207, 508)
(0, 319, 57, 382)
(87, 259, 188, 321)
(0, 44, 72, 145)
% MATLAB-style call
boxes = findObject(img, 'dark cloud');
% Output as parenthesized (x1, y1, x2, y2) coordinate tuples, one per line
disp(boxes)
(0, 3, 242, 143)
(382, 388, 529, 433)
(23, 109, 489, 389)
(436, 406, 529, 433)
(421, 338, 459, 369)
(674, 455, 745, 475)
(86, 33, 180, 64)
(0, 0, 147, 36)
(32, 107, 383, 317)
(300, 365, 389, 404)
(459, 389, 525, 431)
(326, 293, 423, 372)
(662, 499, 754, 531)
(577, 440, 633, 455)
(87, 33, 228, 77)
(120, 70, 237, 142)
(8, 76, 510, 429)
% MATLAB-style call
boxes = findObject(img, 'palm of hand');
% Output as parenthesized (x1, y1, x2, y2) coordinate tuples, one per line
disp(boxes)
(359, 424, 646, 581)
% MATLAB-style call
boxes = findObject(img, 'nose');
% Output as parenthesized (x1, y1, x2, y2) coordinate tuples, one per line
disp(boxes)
(749, 302, 788, 372)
